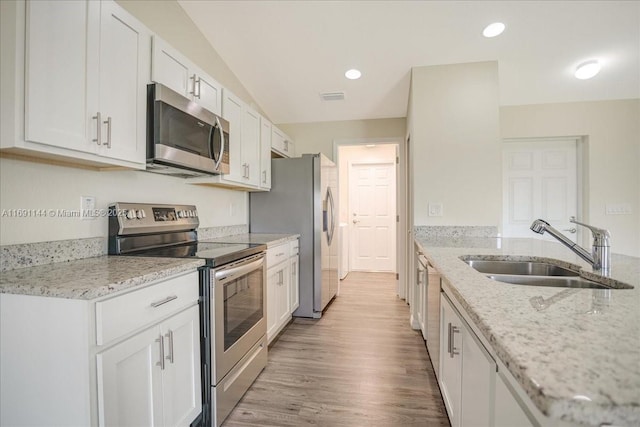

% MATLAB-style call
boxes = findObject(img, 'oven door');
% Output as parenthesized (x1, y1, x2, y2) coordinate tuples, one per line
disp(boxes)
(212, 253, 266, 383)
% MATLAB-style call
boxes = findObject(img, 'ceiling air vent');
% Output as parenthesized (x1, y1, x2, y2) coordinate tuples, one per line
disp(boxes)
(320, 91, 345, 101)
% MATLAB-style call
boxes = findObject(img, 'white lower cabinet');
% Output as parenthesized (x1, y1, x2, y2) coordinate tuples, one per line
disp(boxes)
(289, 239, 300, 313)
(97, 305, 201, 427)
(266, 238, 300, 343)
(494, 373, 535, 427)
(0, 271, 201, 427)
(440, 292, 495, 427)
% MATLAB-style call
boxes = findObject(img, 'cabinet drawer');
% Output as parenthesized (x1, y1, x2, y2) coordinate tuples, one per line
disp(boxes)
(267, 243, 290, 268)
(289, 238, 299, 256)
(96, 271, 199, 345)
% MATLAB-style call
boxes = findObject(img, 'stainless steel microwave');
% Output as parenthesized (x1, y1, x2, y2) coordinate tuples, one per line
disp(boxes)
(146, 83, 230, 177)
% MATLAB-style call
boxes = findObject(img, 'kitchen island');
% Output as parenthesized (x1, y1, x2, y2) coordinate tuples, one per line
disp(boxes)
(415, 236, 640, 426)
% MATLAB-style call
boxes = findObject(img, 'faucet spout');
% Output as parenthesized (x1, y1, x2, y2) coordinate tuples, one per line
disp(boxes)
(529, 218, 606, 271)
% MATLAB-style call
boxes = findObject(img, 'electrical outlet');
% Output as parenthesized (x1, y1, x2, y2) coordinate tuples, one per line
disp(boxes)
(428, 202, 443, 217)
(80, 196, 96, 220)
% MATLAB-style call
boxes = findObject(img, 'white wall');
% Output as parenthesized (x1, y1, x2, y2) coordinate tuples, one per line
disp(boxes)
(409, 61, 502, 227)
(501, 99, 640, 256)
(0, 157, 247, 245)
(278, 118, 406, 161)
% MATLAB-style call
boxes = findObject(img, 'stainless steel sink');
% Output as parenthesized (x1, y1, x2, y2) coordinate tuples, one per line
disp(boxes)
(464, 259, 579, 276)
(487, 274, 607, 289)
(462, 257, 634, 289)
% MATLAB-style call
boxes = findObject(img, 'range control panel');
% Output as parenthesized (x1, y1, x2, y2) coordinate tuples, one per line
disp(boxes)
(109, 202, 199, 235)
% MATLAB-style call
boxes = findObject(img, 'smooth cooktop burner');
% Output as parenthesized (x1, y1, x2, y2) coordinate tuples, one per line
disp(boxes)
(130, 241, 266, 267)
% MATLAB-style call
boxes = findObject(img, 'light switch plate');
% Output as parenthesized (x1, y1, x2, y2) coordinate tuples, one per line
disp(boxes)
(428, 202, 443, 217)
(605, 203, 632, 215)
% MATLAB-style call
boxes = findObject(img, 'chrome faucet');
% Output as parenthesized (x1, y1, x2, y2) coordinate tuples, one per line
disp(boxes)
(530, 217, 611, 272)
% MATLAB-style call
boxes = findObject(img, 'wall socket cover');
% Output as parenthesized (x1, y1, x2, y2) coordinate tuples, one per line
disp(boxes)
(81, 196, 96, 220)
(428, 202, 443, 217)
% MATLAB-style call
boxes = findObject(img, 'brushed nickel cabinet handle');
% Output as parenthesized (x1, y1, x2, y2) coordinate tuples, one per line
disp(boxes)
(165, 330, 174, 364)
(156, 335, 165, 370)
(451, 325, 460, 356)
(150, 295, 178, 308)
(262, 170, 267, 184)
(93, 112, 102, 145)
(447, 323, 453, 357)
(103, 116, 112, 148)
(196, 77, 201, 99)
(189, 74, 197, 97)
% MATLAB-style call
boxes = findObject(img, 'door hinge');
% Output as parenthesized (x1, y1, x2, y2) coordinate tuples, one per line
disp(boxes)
(396, 215, 400, 222)
(396, 273, 399, 280)
(396, 156, 399, 164)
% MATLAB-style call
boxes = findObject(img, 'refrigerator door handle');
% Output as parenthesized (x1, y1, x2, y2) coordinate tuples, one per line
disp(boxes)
(327, 187, 336, 245)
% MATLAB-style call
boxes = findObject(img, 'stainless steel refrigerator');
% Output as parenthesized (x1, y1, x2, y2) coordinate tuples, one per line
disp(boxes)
(250, 153, 338, 318)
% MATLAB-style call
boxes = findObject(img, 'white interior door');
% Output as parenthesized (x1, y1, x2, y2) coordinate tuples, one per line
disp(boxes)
(502, 139, 578, 242)
(349, 162, 396, 272)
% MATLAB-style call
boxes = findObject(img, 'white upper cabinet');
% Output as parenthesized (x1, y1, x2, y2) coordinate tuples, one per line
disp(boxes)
(97, 0, 150, 163)
(271, 126, 295, 158)
(151, 37, 222, 116)
(260, 117, 272, 190)
(187, 88, 270, 191)
(2, 0, 149, 168)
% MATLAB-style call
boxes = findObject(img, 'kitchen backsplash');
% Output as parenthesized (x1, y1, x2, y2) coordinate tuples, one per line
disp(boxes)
(413, 225, 498, 239)
(0, 224, 248, 272)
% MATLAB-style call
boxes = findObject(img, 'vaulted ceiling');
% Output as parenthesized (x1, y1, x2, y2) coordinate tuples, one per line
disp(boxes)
(179, 1, 640, 124)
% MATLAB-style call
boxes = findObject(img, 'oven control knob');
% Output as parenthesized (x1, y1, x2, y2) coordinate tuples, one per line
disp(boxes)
(136, 210, 144, 220)
(188, 210, 194, 217)
(177, 210, 185, 218)
(192, 210, 198, 217)
(126, 209, 136, 220)
(139, 209, 146, 219)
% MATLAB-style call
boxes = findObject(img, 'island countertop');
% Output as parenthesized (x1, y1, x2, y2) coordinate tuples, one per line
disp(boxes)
(415, 236, 640, 426)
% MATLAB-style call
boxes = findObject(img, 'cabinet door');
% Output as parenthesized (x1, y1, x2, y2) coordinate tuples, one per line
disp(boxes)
(277, 263, 291, 327)
(151, 36, 191, 97)
(160, 305, 202, 427)
(460, 322, 495, 427)
(494, 373, 534, 427)
(439, 295, 462, 427)
(98, 0, 149, 164)
(242, 106, 261, 187)
(24, 0, 99, 152)
(271, 126, 286, 156)
(221, 89, 244, 184)
(289, 255, 299, 313)
(97, 325, 163, 427)
(192, 64, 222, 115)
(266, 266, 280, 342)
(260, 117, 272, 189)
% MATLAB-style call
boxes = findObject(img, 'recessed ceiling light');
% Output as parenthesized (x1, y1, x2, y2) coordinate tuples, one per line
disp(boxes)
(574, 60, 601, 80)
(483, 22, 505, 38)
(345, 69, 362, 80)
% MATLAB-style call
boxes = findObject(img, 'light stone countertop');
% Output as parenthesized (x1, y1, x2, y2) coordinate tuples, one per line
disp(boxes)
(0, 256, 205, 300)
(415, 236, 640, 427)
(203, 233, 300, 248)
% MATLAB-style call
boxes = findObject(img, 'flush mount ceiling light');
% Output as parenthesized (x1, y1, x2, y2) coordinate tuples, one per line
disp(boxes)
(574, 60, 601, 80)
(483, 22, 505, 38)
(345, 69, 362, 80)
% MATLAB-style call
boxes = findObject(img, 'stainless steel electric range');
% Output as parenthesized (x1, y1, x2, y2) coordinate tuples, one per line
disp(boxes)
(108, 202, 267, 427)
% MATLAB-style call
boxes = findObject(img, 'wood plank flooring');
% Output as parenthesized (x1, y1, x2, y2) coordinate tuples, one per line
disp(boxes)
(223, 272, 450, 427)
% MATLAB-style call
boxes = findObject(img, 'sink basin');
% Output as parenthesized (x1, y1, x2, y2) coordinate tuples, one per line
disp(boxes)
(487, 274, 607, 289)
(465, 259, 579, 276)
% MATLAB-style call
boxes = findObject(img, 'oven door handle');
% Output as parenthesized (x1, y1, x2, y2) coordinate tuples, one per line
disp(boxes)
(215, 257, 264, 283)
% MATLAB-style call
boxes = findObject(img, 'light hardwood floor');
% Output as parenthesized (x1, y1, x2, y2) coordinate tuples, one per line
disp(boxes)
(223, 271, 450, 426)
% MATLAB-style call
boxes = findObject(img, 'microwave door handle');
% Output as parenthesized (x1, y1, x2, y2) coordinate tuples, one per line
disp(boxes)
(214, 116, 225, 170)
(207, 123, 215, 161)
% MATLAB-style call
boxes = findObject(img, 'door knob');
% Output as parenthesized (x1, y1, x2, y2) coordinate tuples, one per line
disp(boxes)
(353, 219, 359, 224)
